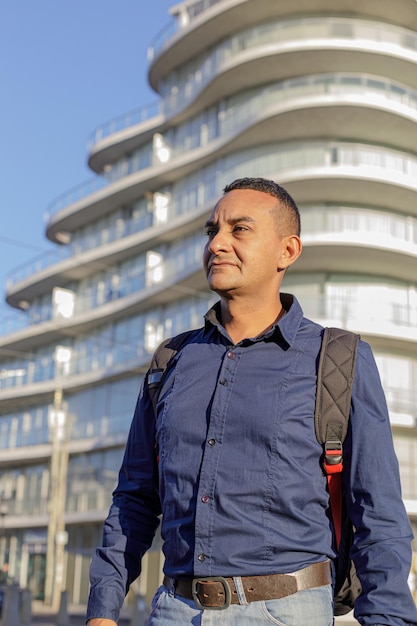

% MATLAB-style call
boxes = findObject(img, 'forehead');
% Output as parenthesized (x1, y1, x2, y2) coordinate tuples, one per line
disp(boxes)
(209, 189, 279, 221)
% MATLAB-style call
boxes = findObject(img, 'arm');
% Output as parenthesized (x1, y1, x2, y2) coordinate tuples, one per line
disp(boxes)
(86, 383, 161, 624)
(345, 342, 417, 626)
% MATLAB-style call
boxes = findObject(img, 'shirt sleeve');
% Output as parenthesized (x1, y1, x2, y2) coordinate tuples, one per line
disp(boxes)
(86, 379, 161, 623)
(345, 341, 417, 626)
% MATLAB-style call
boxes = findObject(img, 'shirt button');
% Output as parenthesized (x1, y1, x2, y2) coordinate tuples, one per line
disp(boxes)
(227, 351, 235, 359)
(201, 495, 210, 503)
(198, 553, 206, 562)
(219, 378, 227, 386)
(208, 438, 216, 446)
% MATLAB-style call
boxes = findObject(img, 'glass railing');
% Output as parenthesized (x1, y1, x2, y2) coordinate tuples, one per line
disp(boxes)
(7, 496, 49, 518)
(48, 15, 417, 222)
(0, 407, 133, 451)
(50, 64, 417, 222)
(2, 289, 417, 393)
(4, 231, 205, 336)
(0, 422, 47, 448)
(46, 176, 111, 218)
(0, 255, 207, 392)
(39, 15, 417, 234)
(157, 15, 417, 115)
(0, 344, 149, 393)
(0, 306, 30, 337)
(87, 100, 162, 149)
(4, 490, 112, 517)
(7, 446, 417, 520)
(7, 201, 417, 335)
(149, 3, 417, 60)
(6, 247, 72, 289)
(6, 138, 417, 326)
(301, 206, 417, 246)
(89, 73, 417, 178)
(6, 210, 154, 290)
(149, 0, 223, 60)
(6, 439, 416, 521)
(66, 487, 113, 514)
(5, 194, 417, 347)
(298, 292, 417, 331)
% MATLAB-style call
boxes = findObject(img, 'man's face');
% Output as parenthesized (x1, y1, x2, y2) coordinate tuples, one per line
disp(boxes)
(203, 188, 289, 299)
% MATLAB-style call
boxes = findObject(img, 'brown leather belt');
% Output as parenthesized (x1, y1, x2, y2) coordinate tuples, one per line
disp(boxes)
(163, 560, 332, 610)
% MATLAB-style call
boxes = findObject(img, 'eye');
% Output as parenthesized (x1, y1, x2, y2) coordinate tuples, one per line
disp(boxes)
(205, 227, 217, 238)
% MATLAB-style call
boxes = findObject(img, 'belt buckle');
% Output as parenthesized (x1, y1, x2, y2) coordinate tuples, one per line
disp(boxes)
(191, 576, 232, 610)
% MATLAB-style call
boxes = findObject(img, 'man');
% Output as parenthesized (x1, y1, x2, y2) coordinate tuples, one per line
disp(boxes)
(87, 178, 417, 625)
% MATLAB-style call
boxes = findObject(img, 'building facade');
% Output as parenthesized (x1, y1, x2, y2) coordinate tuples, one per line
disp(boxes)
(0, 0, 416, 616)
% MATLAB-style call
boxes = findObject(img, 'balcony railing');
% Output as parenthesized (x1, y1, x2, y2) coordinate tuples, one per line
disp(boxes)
(5, 228, 204, 328)
(6, 496, 49, 518)
(87, 71, 417, 165)
(148, 0, 224, 60)
(4, 200, 417, 341)
(66, 487, 112, 515)
(155, 15, 417, 115)
(0, 408, 133, 452)
(42, 130, 417, 238)
(87, 99, 162, 150)
(2, 291, 417, 394)
(5, 134, 417, 334)
(49, 15, 417, 223)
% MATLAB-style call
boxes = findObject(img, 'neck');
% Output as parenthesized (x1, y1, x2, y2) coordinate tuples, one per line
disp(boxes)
(219, 295, 284, 344)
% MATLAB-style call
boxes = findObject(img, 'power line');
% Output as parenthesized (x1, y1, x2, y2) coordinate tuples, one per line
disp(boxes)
(0, 236, 48, 253)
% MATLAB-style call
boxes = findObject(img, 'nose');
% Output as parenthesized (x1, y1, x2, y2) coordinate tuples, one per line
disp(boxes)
(207, 229, 229, 254)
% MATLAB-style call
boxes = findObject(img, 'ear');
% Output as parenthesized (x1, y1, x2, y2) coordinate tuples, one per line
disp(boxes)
(277, 235, 302, 272)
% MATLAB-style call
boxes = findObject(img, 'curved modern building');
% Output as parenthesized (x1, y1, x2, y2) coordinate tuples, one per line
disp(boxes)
(1, 0, 416, 617)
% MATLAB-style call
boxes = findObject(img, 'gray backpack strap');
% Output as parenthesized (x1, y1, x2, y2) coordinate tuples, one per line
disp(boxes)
(314, 327, 361, 615)
(147, 330, 194, 416)
(315, 327, 360, 453)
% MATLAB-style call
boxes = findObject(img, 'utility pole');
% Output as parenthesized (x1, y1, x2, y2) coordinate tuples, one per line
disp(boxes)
(44, 382, 70, 609)
(0, 494, 9, 583)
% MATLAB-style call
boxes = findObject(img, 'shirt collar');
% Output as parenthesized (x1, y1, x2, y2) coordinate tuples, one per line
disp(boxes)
(203, 293, 304, 348)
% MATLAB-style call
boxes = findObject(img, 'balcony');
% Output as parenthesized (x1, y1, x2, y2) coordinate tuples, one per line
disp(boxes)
(45, 135, 417, 246)
(6, 192, 210, 309)
(7, 134, 417, 313)
(0, 411, 131, 458)
(150, 15, 417, 97)
(88, 72, 417, 174)
(87, 99, 162, 155)
(149, 0, 417, 71)
(6, 202, 417, 342)
(295, 206, 417, 282)
(1, 287, 417, 409)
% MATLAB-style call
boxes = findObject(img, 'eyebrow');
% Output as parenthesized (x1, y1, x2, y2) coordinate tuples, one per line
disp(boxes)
(204, 215, 256, 228)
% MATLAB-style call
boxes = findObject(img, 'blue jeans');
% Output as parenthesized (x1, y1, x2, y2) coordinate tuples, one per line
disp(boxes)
(146, 583, 334, 625)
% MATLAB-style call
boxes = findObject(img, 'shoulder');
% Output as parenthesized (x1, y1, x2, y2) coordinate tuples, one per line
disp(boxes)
(150, 327, 204, 370)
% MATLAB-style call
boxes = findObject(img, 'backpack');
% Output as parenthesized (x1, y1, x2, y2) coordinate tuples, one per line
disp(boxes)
(146, 326, 362, 616)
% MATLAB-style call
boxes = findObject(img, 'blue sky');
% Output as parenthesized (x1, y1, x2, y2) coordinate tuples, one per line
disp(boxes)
(0, 1, 173, 316)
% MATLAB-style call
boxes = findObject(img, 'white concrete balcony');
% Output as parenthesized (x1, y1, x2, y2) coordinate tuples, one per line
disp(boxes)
(88, 72, 417, 174)
(149, 0, 417, 80)
(6, 195, 209, 310)
(150, 15, 417, 101)
(6, 201, 417, 343)
(25, 72, 417, 266)
(45, 137, 417, 244)
(2, 286, 417, 409)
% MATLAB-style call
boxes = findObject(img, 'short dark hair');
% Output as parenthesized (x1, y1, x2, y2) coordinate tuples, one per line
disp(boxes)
(223, 177, 301, 236)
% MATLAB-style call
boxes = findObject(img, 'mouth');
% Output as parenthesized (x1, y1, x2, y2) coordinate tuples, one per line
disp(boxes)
(208, 260, 236, 271)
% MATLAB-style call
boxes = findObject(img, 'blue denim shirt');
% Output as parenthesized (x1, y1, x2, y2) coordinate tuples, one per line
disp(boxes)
(87, 295, 417, 625)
